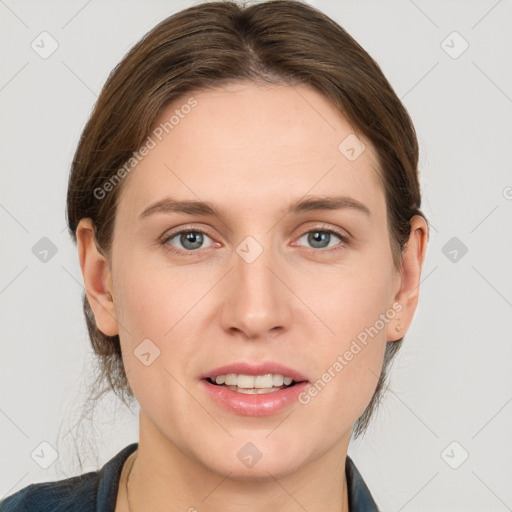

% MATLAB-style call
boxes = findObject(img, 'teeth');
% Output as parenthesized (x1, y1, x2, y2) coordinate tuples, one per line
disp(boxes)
(225, 374, 238, 386)
(231, 386, 282, 394)
(254, 374, 273, 388)
(272, 374, 284, 386)
(237, 374, 255, 388)
(210, 373, 297, 389)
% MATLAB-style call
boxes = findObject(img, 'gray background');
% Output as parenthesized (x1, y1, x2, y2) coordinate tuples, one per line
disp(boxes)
(1, 0, 511, 510)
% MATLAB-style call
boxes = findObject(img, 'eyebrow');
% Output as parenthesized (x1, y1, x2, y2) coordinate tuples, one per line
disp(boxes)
(138, 194, 371, 220)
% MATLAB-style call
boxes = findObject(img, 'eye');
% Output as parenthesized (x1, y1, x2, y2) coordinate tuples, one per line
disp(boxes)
(162, 228, 215, 255)
(295, 228, 349, 251)
(161, 225, 350, 256)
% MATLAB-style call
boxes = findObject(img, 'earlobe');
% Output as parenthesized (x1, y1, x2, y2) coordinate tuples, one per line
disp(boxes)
(76, 218, 119, 337)
(386, 215, 429, 341)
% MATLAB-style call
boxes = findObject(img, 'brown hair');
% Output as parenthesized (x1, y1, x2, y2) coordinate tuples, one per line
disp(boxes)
(66, 0, 426, 439)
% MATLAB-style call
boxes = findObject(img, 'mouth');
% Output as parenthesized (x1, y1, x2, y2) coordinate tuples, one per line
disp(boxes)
(200, 363, 309, 416)
(205, 373, 303, 394)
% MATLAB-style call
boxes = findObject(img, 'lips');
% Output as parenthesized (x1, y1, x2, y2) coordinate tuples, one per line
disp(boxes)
(200, 362, 310, 416)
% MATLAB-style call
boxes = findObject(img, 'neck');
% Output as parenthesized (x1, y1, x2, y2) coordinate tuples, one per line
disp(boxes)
(120, 412, 351, 512)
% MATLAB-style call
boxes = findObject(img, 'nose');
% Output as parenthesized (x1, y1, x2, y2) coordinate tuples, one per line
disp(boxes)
(219, 238, 292, 341)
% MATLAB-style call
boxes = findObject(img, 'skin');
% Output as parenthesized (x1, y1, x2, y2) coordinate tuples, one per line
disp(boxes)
(77, 82, 428, 512)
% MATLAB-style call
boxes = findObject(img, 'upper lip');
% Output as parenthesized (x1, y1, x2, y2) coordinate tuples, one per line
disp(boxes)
(201, 362, 309, 382)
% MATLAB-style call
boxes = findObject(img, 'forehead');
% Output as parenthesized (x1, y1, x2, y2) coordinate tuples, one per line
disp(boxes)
(117, 82, 385, 222)
(154, 81, 375, 162)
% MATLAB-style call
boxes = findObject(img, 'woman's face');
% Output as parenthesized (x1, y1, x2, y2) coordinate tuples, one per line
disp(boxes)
(108, 82, 402, 478)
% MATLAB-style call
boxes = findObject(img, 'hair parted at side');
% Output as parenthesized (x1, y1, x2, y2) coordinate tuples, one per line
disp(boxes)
(66, 0, 427, 439)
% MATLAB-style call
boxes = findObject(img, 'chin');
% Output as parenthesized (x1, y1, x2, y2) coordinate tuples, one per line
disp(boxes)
(193, 436, 309, 482)
(207, 456, 305, 483)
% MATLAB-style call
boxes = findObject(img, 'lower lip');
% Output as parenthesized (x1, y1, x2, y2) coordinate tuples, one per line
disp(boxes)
(201, 379, 309, 416)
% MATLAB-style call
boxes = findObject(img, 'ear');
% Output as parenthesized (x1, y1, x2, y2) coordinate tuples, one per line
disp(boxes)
(387, 215, 429, 341)
(76, 218, 119, 337)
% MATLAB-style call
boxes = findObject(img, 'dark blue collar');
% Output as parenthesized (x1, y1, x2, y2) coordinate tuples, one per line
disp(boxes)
(346, 454, 381, 511)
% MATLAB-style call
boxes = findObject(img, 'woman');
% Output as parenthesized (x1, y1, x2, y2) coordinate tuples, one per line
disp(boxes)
(1, 1, 428, 510)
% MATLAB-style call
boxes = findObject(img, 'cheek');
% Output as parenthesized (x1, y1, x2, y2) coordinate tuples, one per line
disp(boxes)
(114, 277, 164, 339)
(111, 258, 200, 383)
(312, 254, 395, 347)
(112, 268, 188, 415)
(112, 254, 187, 340)
(300, 257, 395, 418)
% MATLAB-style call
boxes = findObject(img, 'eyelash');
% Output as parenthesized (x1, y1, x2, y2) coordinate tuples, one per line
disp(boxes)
(160, 224, 350, 257)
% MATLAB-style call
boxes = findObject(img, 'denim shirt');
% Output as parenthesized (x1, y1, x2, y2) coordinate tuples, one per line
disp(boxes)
(0, 443, 380, 511)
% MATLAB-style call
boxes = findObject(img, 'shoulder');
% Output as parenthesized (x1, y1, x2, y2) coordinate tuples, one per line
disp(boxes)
(0, 472, 97, 512)
(0, 443, 138, 512)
